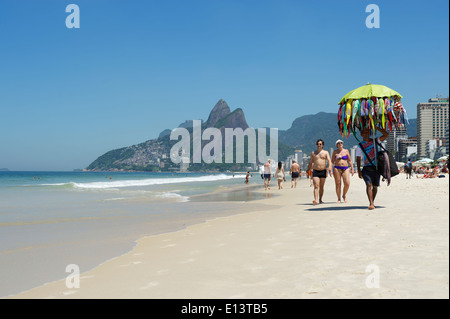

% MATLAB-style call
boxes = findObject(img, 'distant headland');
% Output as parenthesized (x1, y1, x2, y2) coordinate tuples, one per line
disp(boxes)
(0, 168, 10, 171)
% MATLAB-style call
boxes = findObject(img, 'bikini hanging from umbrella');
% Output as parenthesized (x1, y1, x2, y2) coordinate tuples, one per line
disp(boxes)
(337, 83, 408, 138)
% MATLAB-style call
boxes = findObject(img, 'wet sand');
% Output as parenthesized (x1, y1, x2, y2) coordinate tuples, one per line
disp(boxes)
(8, 174, 449, 299)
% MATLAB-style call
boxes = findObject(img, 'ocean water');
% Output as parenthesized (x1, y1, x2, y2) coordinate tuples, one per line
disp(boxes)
(0, 171, 272, 297)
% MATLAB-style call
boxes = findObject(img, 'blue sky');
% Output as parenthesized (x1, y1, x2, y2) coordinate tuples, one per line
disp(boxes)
(0, 0, 448, 170)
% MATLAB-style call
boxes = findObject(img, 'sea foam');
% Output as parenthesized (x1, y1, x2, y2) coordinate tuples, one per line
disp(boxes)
(69, 174, 238, 190)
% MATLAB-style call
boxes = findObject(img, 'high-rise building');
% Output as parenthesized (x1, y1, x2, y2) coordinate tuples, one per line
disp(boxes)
(425, 138, 446, 159)
(417, 97, 449, 158)
(398, 137, 418, 162)
(446, 125, 449, 155)
(294, 150, 303, 168)
(387, 127, 407, 161)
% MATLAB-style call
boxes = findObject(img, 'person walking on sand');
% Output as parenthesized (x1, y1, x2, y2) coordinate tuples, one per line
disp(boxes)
(307, 139, 332, 205)
(275, 161, 286, 189)
(331, 139, 354, 203)
(289, 160, 300, 188)
(263, 159, 272, 190)
(356, 127, 389, 210)
(405, 158, 412, 179)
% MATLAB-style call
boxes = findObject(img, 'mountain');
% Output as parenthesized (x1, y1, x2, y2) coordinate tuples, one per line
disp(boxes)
(205, 99, 231, 127)
(86, 101, 417, 171)
(158, 120, 205, 139)
(86, 100, 284, 172)
(279, 112, 356, 152)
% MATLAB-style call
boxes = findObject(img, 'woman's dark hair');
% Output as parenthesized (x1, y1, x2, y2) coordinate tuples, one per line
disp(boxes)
(278, 161, 282, 169)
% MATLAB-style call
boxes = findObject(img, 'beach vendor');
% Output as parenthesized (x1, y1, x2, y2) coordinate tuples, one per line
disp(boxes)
(356, 127, 389, 210)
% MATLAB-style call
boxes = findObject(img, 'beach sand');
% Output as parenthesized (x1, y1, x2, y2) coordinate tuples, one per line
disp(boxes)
(8, 174, 449, 299)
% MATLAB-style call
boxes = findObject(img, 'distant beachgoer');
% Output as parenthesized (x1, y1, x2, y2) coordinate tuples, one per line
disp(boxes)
(275, 162, 286, 190)
(356, 127, 389, 210)
(331, 139, 354, 203)
(245, 171, 250, 184)
(306, 169, 313, 187)
(264, 159, 272, 190)
(405, 158, 412, 179)
(290, 160, 300, 188)
(307, 139, 332, 205)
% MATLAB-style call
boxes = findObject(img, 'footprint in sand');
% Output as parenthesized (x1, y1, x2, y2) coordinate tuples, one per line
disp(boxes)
(140, 282, 159, 290)
(62, 290, 77, 296)
(282, 231, 295, 237)
(119, 261, 142, 267)
(249, 265, 264, 273)
(160, 244, 176, 248)
(180, 258, 196, 264)
(157, 269, 169, 275)
(274, 255, 294, 262)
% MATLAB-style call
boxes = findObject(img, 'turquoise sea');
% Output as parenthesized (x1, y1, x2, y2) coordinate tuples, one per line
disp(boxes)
(0, 171, 270, 297)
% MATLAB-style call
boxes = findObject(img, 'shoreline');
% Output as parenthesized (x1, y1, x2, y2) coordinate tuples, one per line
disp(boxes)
(1, 182, 279, 298)
(7, 174, 449, 299)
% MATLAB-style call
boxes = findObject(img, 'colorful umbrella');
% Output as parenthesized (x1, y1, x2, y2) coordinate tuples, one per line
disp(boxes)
(337, 83, 408, 138)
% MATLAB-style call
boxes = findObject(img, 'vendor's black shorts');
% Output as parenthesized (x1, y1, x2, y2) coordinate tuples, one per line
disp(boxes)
(362, 166, 381, 187)
(291, 172, 299, 178)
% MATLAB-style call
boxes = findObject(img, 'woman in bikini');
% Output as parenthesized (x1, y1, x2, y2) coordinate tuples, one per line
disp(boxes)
(331, 139, 354, 203)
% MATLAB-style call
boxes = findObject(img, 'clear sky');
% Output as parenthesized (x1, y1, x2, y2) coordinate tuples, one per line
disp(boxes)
(0, 0, 448, 171)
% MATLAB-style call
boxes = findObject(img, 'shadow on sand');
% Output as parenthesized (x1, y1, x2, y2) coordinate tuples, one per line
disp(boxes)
(297, 203, 385, 211)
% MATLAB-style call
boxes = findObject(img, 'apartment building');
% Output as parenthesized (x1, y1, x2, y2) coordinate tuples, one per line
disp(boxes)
(417, 97, 449, 158)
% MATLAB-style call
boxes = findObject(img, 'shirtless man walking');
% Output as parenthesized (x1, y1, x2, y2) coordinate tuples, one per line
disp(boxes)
(307, 139, 332, 205)
(289, 160, 300, 188)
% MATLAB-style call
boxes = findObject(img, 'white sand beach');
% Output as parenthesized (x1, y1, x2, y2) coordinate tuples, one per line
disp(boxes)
(8, 174, 449, 299)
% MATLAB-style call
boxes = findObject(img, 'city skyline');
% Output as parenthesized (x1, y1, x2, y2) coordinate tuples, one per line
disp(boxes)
(0, 0, 448, 170)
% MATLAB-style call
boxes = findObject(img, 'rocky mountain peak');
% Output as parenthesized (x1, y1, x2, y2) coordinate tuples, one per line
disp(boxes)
(205, 99, 231, 127)
(215, 108, 249, 130)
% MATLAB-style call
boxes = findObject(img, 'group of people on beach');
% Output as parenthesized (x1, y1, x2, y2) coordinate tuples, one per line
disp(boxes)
(261, 127, 390, 210)
(403, 156, 449, 179)
(415, 166, 445, 179)
(262, 159, 302, 191)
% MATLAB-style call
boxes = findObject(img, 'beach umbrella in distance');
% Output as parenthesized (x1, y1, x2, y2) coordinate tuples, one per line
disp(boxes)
(337, 83, 408, 138)
(437, 155, 448, 162)
(396, 162, 405, 168)
(418, 158, 434, 163)
(413, 158, 434, 167)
